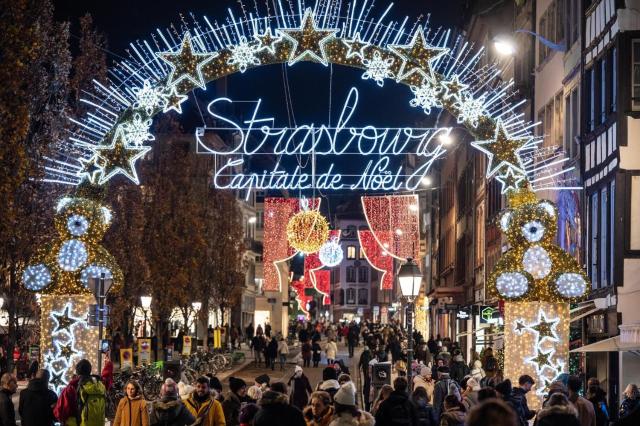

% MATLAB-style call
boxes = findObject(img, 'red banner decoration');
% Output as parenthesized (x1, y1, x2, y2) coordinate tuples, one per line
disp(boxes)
(361, 195, 420, 260)
(304, 230, 340, 305)
(263, 198, 320, 291)
(359, 230, 394, 290)
(290, 279, 312, 317)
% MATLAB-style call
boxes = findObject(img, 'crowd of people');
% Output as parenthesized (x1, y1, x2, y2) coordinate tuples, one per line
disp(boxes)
(0, 319, 638, 426)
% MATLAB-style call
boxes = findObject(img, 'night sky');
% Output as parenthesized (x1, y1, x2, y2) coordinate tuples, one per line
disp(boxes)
(53, 0, 467, 201)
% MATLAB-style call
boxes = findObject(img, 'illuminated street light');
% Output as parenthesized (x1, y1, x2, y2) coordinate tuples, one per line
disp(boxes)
(494, 38, 516, 56)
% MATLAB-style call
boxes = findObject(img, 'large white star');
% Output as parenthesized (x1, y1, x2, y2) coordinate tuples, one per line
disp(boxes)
(157, 32, 218, 90)
(388, 25, 449, 80)
(496, 166, 527, 194)
(93, 126, 151, 185)
(277, 8, 339, 66)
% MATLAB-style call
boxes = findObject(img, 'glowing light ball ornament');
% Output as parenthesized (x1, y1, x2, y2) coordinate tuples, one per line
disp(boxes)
(318, 237, 343, 267)
(286, 209, 330, 254)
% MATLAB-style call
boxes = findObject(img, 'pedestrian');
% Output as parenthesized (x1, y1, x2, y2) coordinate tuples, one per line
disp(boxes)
(477, 388, 497, 403)
(347, 324, 359, 358)
(252, 334, 265, 367)
(358, 346, 373, 411)
(465, 399, 518, 426)
(586, 378, 609, 426)
(433, 366, 460, 419)
(470, 360, 485, 382)
(449, 352, 469, 384)
(113, 380, 150, 426)
(619, 383, 640, 419)
(255, 374, 270, 392)
(265, 337, 277, 370)
(461, 378, 481, 412)
(535, 393, 580, 426)
(0, 373, 17, 426)
(413, 366, 435, 403)
(371, 384, 393, 416)
(566, 376, 596, 426)
(253, 383, 305, 426)
(511, 375, 536, 426)
(288, 366, 313, 411)
(239, 403, 259, 426)
(222, 377, 247, 426)
(302, 339, 312, 368)
(312, 340, 322, 367)
(330, 382, 375, 426)
(412, 386, 437, 426)
(247, 385, 263, 404)
(325, 339, 337, 366)
(184, 377, 226, 426)
(148, 378, 195, 426)
(54, 359, 106, 426)
(374, 376, 418, 425)
(303, 391, 334, 426)
(19, 369, 58, 426)
(278, 337, 289, 371)
(440, 394, 466, 426)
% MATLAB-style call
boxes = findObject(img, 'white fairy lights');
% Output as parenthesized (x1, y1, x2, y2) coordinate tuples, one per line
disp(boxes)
(361, 51, 394, 86)
(555, 273, 588, 299)
(80, 265, 114, 289)
(454, 93, 487, 128)
(57, 240, 89, 272)
(318, 238, 344, 267)
(122, 113, 155, 147)
(410, 77, 442, 114)
(496, 272, 529, 298)
(132, 80, 165, 115)
(228, 36, 261, 72)
(523, 245, 552, 279)
(522, 220, 545, 243)
(66, 214, 89, 237)
(22, 264, 52, 292)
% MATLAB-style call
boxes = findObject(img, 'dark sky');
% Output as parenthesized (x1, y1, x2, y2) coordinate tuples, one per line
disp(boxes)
(53, 0, 467, 199)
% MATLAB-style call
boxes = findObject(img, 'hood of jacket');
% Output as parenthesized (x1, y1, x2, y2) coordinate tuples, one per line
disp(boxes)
(26, 377, 49, 392)
(442, 407, 465, 423)
(472, 360, 482, 369)
(152, 398, 185, 421)
(537, 404, 578, 420)
(330, 410, 375, 426)
(259, 390, 289, 407)
(304, 405, 334, 424)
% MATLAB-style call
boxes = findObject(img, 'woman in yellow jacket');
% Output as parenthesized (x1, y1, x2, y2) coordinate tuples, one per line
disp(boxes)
(113, 380, 150, 426)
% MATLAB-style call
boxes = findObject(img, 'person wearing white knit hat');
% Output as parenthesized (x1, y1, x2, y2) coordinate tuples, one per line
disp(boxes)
(330, 382, 375, 426)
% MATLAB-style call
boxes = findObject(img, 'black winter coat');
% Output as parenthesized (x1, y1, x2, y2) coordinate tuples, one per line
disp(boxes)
(413, 397, 437, 426)
(512, 387, 536, 426)
(374, 390, 419, 426)
(253, 391, 305, 426)
(19, 378, 58, 426)
(0, 389, 16, 426)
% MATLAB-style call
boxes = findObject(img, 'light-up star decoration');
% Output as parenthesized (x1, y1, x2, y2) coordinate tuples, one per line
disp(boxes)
(496, 167, 527, 194)
(77, 155, 105, 185)
(49, 369, 66, 394)
(91, 126, 151, 185)
(526, 348, 554, 374)
(157, 32, 217, 90)
(254, 28, 282, 55)
(277, 8, 339, 66)
(529, 310, 560, 343)
(342, 32, 369, 59)
(162, 86, 189, 114)
(441, 75, 468, 101)
(389, 25, 448, 80)
(471, 119, 531, 178)
(52, 305, 79, 336)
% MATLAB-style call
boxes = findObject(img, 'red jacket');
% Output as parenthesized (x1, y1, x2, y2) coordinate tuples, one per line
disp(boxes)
(54, 377, 80, 425)
(101, 360, 114, 391)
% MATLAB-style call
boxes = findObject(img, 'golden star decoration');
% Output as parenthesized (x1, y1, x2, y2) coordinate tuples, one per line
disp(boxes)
(94, 126, 151, 185)
(53, 306, 78, 334)
(441, 74, 468, 101)
(342, 32, 369, 60)
(527, 349, 553, 372)
(471, 119, 531, 178)
(530, 311, 560, 343)
(77, 155, 106, 185)
(277, 8, 339, 66)
(162, 86, 189, 114)
(58, 343, 77, 361)
(389, 25, 449, 80)
(157, 32, 218, 90)
(496, 166, 527, 194)
(254, 27, 283, 55)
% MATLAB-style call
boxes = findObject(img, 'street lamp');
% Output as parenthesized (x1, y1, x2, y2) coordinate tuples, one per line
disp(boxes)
(140, 296, 152, 337)
(398, 258, 423, 389)
(192, 302, 202, 346)
(493, 30, 566, 57)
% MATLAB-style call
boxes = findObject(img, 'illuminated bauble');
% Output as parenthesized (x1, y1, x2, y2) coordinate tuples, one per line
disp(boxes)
(22, 264, 52, 291)
(555, 273, 587, 298)
(286, 210, 330, 254)
(522, 245, 552, 279)
(521, 220, 545, 243)
(57, 240, 88, 272)
(80, 265, 113, 289)
(496, 272, 529, 298)
(319, 239, 343, 267)
(66, 214, 89, 236)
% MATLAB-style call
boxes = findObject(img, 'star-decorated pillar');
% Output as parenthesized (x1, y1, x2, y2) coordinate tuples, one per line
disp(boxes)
(503, 302, 569, 410)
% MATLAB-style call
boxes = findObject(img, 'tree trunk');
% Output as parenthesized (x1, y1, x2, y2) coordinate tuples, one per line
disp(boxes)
(6, 262, 18, 375)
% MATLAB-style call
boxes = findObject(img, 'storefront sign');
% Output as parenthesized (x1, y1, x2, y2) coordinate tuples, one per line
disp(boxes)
(138, 338, 151, 366)
(120, 348, 133, 369)
(182, 335, 192, 356)
(479, 306, 501, 324)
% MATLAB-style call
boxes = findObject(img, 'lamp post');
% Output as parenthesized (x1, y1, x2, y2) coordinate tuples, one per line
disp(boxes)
(192, 302, 202, 347)
(397, 258, 422, 389)
(140, 296, 152, 338)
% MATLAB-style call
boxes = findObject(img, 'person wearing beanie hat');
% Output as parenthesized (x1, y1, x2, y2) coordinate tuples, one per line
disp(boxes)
(254, 374, 270, 390)
(288, 365, 312, 411)
(253, 387, 305, 426)
(413, 365, 435, 404)
(374, 376, 418, 426)
(330, 382, 375, 426)
(223, 377, 247, 426)
(54, 359, 107, 426)
(462, 377, 481, 411)
(149, 378, 195, 426)
(239, 402, 259, 426)
(322, 366, 338, 382)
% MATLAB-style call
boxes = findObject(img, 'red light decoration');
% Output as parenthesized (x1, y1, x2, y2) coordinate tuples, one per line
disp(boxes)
(290, 278, 312, 318)
(305, 230, 340, 305)
(358, 229, 394, 290)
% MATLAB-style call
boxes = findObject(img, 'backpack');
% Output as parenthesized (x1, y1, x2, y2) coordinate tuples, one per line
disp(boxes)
(78, 377, 106, 426)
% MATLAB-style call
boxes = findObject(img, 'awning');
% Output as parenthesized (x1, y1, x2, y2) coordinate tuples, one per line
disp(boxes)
(570, 336, 640, 353)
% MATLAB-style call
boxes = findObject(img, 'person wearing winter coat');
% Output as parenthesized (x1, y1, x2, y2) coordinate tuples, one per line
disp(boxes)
(325, 339, 338, 365)
(330, 382, 375, 426)
(253, 386, 305, 426)
(266, 337, 278, 370)
(251, 335, 265, 366)
(449, 354, 469, 384)
(312, 341, 322, 367)
(432, 367, 460, 419)
(54, 359, 106, 426)
(288, 366, 313, 411)
(535, 393, 580, 426)
(184, 377, 226, 426)
(567, 376, 596, 426)
(303, 391, 334, 426)
(511, 375, 536, 426)
(470, 360, 485, 381)
(586, 378, 609, 426)
(18, 369, 58, 426)
(461, 378, 480, 412)
(413, 366, 435, 404)
(0, 374, 17, 426)
(277, 338, 289, 371)
(222, 377, 247, 426)
(374, 376, 419, 426)
(114, 380, 150, 426)
(302, 339, 312, 368)
(439, 395, 465, 426)
(149, 378, 195, 426)
(619, 383, 640, 419)
(412, 387, 437, 426)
